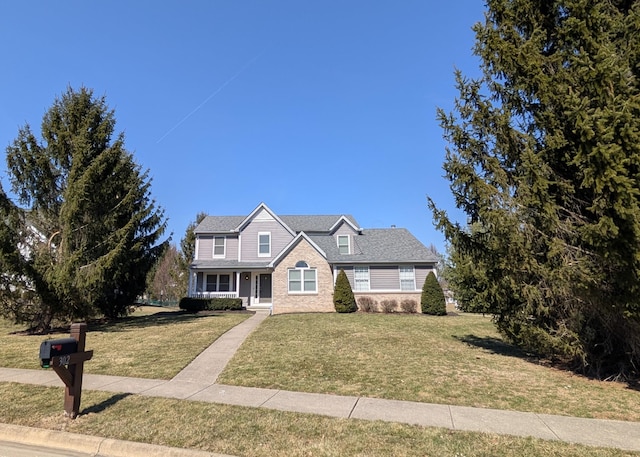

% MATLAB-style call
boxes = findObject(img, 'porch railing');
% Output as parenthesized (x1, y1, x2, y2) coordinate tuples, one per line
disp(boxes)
(191, 291, 239, 299)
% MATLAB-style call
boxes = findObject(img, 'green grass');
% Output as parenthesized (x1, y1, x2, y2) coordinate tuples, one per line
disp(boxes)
(0, 307, 250, 379)
(1, 309, 640, 455)
(1, 382, 637, 457)
(218, 312, 640, 421)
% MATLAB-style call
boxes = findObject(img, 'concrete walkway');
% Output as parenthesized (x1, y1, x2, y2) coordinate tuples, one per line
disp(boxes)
(2, 310, 640, 454)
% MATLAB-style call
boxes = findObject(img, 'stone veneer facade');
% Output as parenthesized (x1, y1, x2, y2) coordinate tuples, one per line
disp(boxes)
(272, 239, 335, 314)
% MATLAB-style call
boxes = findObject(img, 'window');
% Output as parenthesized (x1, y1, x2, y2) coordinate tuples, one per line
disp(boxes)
(258, 232, 271, 256)
(205, 274, 231, 292)
(399, 266, 416, 291)
(213, 236, 225, 257)
(337, 235, 350, 255)
(206, 274, 218, 292)
(218, 274, 230, 292)
(288, 261, 317, 293)
(354, 266, 370, 291)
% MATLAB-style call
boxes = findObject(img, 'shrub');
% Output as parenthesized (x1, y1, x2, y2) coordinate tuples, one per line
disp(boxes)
(400, 299, 418, 313)
(421, 272, 447, 315)
(179, 297, 244, 312)
(334, 269, 357, 313)
(380, 299, 397, 313)
(357, 296, 377, 313)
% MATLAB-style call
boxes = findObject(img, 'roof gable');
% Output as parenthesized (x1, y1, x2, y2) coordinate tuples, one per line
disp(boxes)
(236, 202, 295, 236)
(328, 215, 361, 235)
(269, 232, 327, 267)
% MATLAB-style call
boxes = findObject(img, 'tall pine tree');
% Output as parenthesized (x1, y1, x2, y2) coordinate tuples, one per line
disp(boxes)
(5, 87, 168, 329)
(430, 0, 640, 378)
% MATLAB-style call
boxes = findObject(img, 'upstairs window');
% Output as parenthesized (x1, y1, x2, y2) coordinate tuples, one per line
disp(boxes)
(213, 236, 225, 257)
(258, 232, 271, 257)
(337, 235, 350, 255)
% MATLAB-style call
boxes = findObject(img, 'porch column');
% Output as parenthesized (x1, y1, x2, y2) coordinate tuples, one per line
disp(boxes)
(235, 272, 240, 295)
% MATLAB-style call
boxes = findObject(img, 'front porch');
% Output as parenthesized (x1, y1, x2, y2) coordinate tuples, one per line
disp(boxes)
(188, 270, 273, 310)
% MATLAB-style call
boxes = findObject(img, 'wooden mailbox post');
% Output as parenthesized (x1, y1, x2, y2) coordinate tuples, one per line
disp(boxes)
(40, 323, 93, 419)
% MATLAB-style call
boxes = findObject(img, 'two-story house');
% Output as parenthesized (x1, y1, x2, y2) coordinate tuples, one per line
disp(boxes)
(188, 203, 439, 314)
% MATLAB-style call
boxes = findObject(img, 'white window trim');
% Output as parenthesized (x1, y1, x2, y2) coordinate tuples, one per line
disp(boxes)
(205, 273, 232, 292)
(258, 232, 271, 257)
(399, 266, 416, 291)
(354, 266, 370, 292)
(337, 235, 350, 255)
(213, 236, 226, 258)
(288, 266, 317, 294)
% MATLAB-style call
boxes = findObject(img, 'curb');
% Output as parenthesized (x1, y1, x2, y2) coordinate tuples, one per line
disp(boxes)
(0, 423, 235, 457)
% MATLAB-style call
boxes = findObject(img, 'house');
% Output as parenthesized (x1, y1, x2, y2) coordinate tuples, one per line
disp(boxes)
(188, 203, 439, 314)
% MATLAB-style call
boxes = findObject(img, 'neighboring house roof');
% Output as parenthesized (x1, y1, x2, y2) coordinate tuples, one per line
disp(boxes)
(310, 228, 439, 264)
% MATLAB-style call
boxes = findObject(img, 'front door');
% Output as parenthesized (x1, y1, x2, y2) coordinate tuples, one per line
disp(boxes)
(258, 274, 272, 303)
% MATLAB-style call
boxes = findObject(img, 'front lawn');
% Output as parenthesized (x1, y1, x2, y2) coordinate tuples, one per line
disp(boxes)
(218, 312, 640, 421)
(0, 307, 250, 379)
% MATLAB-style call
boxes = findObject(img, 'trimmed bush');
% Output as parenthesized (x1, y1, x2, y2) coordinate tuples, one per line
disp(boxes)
(179, 297, 244, 312)
(357, 296, 377, 313)
(400, 299, 418, 313)
(334, 269, 357, 313)
(421, 272, 447, 315)
(380, 299, 397, 314)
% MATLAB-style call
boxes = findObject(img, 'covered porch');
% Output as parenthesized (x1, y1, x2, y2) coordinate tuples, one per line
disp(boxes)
(188, 269, 273, 309)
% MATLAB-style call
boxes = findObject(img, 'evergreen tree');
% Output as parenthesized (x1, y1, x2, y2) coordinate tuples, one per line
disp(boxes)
(429, 0, 640, 378)
(5, 87, 168, 328)
(334, 269, 357, 313)
(421, 272, 446, 316)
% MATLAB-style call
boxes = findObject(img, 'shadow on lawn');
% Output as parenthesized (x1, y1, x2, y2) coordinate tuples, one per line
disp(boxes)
(88, 310, 226, 333)
(80, 392, 132, 416)
(455, 334, 529, 359)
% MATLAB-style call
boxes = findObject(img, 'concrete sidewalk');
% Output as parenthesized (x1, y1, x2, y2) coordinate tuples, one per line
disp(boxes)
(1, 310, 640, 454)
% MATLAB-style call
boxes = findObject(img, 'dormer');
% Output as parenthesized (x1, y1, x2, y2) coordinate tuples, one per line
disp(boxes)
(330, 216, 361, 255)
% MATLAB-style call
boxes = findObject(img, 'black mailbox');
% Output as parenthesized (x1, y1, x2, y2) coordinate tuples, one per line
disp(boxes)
(40, 338, 78, 368)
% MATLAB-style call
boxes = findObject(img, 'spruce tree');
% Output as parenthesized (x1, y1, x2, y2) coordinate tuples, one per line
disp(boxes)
(334, 269, 357, 313)
(429, 0, 640, 378)
(5, 87, 168, 328)
(421, 272, 446, 316)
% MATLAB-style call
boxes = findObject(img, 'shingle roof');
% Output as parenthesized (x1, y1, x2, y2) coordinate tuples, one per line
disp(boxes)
(280, 215, 359, 233)
(194, 214, 359, 234)
(191, 259, 271, 269)
(194, 216, 245, 233)
(310, 228, 438, 264)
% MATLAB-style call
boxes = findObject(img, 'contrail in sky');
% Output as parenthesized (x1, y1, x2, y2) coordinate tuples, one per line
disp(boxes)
(156, 53, 262, 143)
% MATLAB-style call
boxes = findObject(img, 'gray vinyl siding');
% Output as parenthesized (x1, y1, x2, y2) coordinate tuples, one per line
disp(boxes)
(226, 235, 239, 260)
(197, 235, 213, 260)
(339, 265, 432, 291)
(415, 265, 433, 289)
(370, 266, 399, 290)
(241, 219, 294, 262)
(338, 266, 354, 285)
(334, 222, 358, 255)
(197, 235, 238, 260)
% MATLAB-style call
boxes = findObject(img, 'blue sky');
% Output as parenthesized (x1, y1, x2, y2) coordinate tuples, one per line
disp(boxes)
(0, 1, 484, 253)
